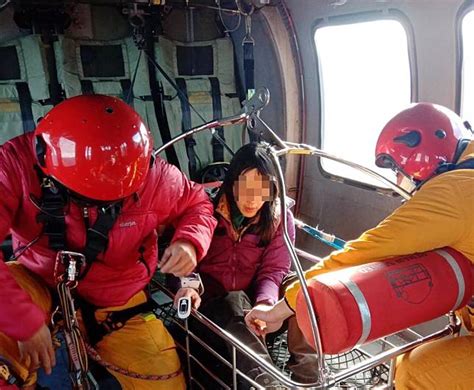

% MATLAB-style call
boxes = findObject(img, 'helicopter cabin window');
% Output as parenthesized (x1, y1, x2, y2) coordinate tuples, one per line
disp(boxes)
(461, 9, 474, 123)
(315, 19, 411, 187)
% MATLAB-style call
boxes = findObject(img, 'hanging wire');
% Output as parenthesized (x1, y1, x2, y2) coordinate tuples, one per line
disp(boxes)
(126, 48, 143, 105)
(216, 0, 242, 33)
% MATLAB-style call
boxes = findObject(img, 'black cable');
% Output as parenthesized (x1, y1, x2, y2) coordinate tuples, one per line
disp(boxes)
(126, 48, 143, 105)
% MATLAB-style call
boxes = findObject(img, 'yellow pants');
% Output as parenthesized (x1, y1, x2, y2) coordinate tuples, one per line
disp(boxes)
(0, 262, 186, 390)
(396, 335, 474, 390)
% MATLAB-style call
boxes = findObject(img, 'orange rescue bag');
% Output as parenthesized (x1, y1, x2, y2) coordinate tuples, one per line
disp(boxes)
(296, 248, 473, 354)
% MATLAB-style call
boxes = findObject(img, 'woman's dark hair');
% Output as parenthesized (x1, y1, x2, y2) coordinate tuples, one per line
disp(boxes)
(218, 142, 278, 246)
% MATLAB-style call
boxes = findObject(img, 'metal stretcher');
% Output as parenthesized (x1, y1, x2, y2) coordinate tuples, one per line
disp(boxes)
(151, 88, 462, 389)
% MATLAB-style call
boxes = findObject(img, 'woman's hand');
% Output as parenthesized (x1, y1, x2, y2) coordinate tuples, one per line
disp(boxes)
(173, 287, 201, 310)
(245, 299, 294, 337)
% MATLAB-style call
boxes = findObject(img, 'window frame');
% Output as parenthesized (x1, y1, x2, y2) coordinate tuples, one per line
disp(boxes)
(312, 9, 417, 195)
(455, 0, 474, 117)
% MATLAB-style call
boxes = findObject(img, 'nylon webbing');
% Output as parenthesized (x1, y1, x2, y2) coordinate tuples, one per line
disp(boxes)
(35, 167, 67, 251)
(145, 37, 180, 168)
(15, 82, 35, 133)
(80, 80, 94, 95)
(209, 77, 224, 162)
(243, 41, 255, 100)
(175, 77, 198, 179)
(79, 297, 157, 346)
(42, 34, 63, 106)
(82, 203, 122, 278)
(120, 79, 134, 107)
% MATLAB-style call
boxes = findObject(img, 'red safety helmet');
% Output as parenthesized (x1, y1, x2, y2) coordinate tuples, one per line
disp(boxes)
(375, 103, 468, 181)
(34, 95, 153, 201)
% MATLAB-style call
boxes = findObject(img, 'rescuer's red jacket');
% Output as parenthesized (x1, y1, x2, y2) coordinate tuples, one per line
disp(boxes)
(0, 133, 217, 341)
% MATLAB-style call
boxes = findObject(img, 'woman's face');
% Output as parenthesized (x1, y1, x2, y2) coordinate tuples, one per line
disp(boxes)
(233, 168, 273, 218)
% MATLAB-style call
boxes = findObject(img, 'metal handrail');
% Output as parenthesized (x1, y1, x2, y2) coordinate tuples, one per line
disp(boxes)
(152, 88, 459, 388)
(151, 280, 461, 389)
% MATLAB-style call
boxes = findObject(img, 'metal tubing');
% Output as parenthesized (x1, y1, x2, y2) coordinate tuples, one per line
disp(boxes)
(387, 358, 396, 389)
(295, 247, 322, 263)
(153, 280, 460, 389)
(232, 346, 237, 390)
(269, 149, 327, 385)
(277, 144, 412, 200)
(153, 113, 248, 158)
(326, 317, 461, 387)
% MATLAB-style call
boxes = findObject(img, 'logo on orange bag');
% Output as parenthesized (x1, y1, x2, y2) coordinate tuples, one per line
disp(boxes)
(386, 263, 433, 304)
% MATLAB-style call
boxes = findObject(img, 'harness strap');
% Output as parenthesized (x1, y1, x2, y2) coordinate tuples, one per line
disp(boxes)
(34, 167, 122, 270)
(209, 77, 224, 162)
(416, 157, 474, 190)
(79, 297, 158, 346)
(41, 33, 63, 106)
(145, 35, 180, 168)
(16, 82, 35, 133)
(34, 166, 67, 251)
(80, 80, 94, 95)
(81, 203, 122, 279)
(0, 356, 22, 387)
(120, 79, 134, 107)
(435, 157, 474, 174)
(176, 77, 198, 179)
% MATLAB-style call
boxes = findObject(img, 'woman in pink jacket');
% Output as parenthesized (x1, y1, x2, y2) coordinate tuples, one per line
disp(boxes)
(174, 142, 296, 387)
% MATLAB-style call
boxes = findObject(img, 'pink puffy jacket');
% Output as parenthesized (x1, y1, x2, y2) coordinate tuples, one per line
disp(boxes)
(0, 133, 217, 341)
(198, 196, 295, 305)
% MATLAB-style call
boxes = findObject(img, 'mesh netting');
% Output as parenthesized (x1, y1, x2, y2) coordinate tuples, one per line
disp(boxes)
(152, 299, 388, 388)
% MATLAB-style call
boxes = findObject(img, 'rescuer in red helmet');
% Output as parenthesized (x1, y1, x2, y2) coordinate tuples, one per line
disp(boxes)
(0, 95, 216, 389)
(245, 103, 474, 390)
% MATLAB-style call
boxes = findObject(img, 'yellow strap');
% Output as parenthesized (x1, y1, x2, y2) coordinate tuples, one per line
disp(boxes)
(0, 364, 12, 382)
(140, 312, 156, 322)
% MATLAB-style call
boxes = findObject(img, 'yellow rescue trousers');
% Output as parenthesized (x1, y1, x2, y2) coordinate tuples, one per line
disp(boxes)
(396, 306, 474, 390)
(0, 262, 186, 390)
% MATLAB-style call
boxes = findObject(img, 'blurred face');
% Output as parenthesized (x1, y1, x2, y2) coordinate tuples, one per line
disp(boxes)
(233, 168, 273, 218)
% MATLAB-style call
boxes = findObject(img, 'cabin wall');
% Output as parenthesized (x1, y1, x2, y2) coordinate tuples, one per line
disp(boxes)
(283, 0, 466, 256)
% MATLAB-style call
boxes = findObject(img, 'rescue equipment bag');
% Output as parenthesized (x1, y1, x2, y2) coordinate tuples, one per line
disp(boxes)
(295, 248, 473, 354)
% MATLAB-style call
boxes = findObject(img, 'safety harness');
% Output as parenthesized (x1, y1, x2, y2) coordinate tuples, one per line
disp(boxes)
(32, 168, 181, 386)
(34, 166, 158, 341)
(35, 165, 122, 279)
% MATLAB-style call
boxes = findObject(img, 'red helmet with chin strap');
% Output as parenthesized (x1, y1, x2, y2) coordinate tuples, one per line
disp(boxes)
(375, 102, 468, 181)
(34, 94, 153, 201)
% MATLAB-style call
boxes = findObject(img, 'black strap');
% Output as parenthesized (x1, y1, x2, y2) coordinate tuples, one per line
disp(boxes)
(209, 77, 225, 162)
(176, 77, 198, 179)
(243, 41, 255, 100)
(120, 79, 134, 107)
(145, 36, 180, 168)
(80, 80, 94, 95)
(15, 82, 35, 133)
(436, 158, 474, 174)
(79, 297, 157, 346)
(416, 157, 474, 190)
(81, 203, 122, 278)
(243, 41, 258, 142)
(34, 166, 67, 250)
(41, 33, 63, 106)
